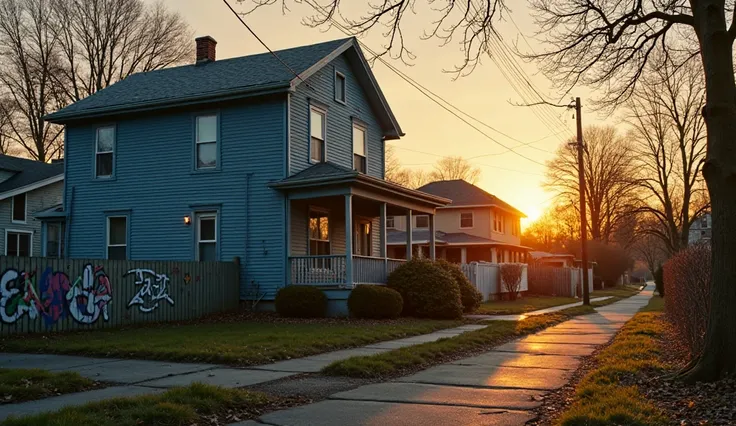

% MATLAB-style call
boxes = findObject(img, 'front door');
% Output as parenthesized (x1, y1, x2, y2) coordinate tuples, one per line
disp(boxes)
(353, 220, 372, 256)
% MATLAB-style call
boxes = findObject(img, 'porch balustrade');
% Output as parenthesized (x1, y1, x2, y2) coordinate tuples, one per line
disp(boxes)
(289, 255, 406, 286)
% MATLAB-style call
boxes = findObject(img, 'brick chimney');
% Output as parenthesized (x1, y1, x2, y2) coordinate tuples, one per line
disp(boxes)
(195, 36, 217, 63)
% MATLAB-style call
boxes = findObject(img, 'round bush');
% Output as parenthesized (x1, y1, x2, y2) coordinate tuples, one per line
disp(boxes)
(387, 258, 463, 319)
(435, 259, 482, 313)
(275, 286, 327, 318)
(348, 285, 403, 319)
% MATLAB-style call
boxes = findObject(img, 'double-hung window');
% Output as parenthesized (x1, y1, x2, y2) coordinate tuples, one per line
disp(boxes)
(460, 212, 473, 228)
(197, 213, 218, 261)
(11, 193, 26, 223)
(196, 115, 218, 169)
(96, 126, 115, 178)
(309, 210, 330, 255)
(107, 216, 127, 260)
(353, 124, 366, 173)
(310, 107, 326, 163)
(335, 72, 346, 103)
(46, 223, 65, 258)
(6, 231, 31, 257)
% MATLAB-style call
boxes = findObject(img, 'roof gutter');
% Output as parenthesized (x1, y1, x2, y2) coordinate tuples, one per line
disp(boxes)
(0, 174, 64, 201)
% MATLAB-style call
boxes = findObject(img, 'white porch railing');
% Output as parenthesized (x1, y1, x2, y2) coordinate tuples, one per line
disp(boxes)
(386, 258, 406, 275)
(289, 256, 346, 286)
(353, 255, 386, 284)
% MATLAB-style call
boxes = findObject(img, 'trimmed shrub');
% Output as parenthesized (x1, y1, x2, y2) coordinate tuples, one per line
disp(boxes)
(664, 243, 710, 359)
(387, 258, 463, 319)
(275, 286, 327, 318)
(654, 266, 665, 297)
(500, 263, 524, 300)
(435, 259, 482, 313)
(348, 285, 403, 319)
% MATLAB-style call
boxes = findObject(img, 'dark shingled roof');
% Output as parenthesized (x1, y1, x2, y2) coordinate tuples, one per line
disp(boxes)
(279, 162, 357, 183)
(417, 179, 526, 217)
(34, 203, 65, 219)
(0, 155, 64, 197)
(46, 38, 351, 122)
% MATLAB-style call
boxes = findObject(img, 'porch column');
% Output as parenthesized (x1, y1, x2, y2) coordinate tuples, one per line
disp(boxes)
(491, 247, 497, 263)
(345, 194, 354, 288)
(285, 198, 291, 285)
(429, 213, 436, 260)
(406, 209, 413, 260)
(379, 203, 387, 258)
(461, 247, 467, 263)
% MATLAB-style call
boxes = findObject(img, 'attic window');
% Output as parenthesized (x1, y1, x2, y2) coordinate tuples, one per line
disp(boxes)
(335, 72, 346, 103)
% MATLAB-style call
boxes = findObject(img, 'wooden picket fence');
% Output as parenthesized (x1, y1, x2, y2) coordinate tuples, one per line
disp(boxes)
(527, 264, 577, 297)
(0, 256, 240, 335)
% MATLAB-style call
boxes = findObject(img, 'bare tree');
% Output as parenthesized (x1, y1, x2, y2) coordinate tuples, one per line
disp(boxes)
(0, 98, 18, 155)
(521, 205, 579, 253)
(627, 53, 708, 255)
(384, 144, 409, 185)
(429, 156, 481, 184)
(545, 126, 638, 243)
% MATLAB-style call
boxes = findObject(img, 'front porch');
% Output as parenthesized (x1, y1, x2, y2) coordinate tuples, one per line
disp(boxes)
(271, 163, 450, 289)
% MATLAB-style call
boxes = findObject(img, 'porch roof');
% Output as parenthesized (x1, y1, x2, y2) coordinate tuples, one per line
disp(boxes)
(33, 203, 66, 219)
(270, 162, 450, 213)
(387, 229, 531, 250)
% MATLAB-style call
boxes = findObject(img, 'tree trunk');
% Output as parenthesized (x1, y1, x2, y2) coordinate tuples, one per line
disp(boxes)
(682, 0, 736, 382)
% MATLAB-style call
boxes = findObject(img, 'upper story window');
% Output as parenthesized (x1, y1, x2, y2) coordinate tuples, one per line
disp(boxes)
(415, 215, 429, 229)
(386, 216, 395, 229)
(310, 107, 326, 163)
(511, 218, 520, 236)
(107, 216, 127, 260)
(493, 212, 504, 233)
(196, 115, 218, 169)
(335, 72, 346, 103)
(460, 212, 473, 229)
(353, 124, 366, 173)
(11, 193, 26, 223)
(96, 126, 115, 178)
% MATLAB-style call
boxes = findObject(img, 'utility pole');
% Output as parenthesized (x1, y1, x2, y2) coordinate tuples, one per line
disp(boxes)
(573, 97, 590, 305)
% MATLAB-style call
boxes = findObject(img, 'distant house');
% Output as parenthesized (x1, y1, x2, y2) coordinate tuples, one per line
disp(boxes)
(689, 213, 712, 245)
(386, 179, 529, 263)
(45, 36, 448, 315)
(0, 155, 64, 257)
(529, 251, 575, 267)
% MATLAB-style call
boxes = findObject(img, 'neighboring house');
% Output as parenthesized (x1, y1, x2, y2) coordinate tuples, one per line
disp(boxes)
(529, 251, 575, 268)
(689, 213, 712, 245)
(0, 155, 64, 258)
(45, 36, 448, 314)
(386, 179, 529, 263)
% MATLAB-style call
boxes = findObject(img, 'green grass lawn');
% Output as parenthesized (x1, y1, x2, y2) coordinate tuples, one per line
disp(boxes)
(591, 284, 643, 298)
(0, 319, 461, 366)
(1, 383, 279, 426)
(0, 369, 96, 404)
(474, 296, 578, 315)
(640, 295, 665, 312)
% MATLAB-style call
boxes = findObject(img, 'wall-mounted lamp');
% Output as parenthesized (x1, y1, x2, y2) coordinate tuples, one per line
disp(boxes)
(183, 215, 192, 225)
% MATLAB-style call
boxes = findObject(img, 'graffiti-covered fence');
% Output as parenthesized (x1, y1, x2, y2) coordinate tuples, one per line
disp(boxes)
(0, 256, 240, 335)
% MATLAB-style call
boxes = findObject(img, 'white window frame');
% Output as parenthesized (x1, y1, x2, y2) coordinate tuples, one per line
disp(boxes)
(45, 222, 64, 258)
(11, 193, 26, 224)
(335, 71, 346, 104)
(95, 126, 115, 178)
(5, 229, 33, 257)
(106, 216, 128, 260)
(459, 212, 474, 229)
(195, 114, 218, 170)
(352, 122, 367, 173)
(415, 215, 429, 229)
(309, 106, 326, 163)
(386, 216, 395, 229)
(196, 212, 218, 261)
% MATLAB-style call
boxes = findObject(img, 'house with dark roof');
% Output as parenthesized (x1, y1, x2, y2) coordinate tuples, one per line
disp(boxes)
(45, 36, 448, 315)
(386, 179, 529, 263)
(0, 155, 64, 257)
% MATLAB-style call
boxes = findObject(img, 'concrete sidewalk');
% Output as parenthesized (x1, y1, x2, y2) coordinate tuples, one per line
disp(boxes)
(237, 285, 654, 426)
(0, 323, 486, 421)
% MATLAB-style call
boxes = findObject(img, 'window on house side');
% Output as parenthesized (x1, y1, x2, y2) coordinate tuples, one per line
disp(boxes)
(386, 216, 395, 229)
(415, 215, 429, 229)
(309, 210, 330, 255)
(6, 232, 31, 257)
(310, 107, 325, 163)
(460, 212, 473, 228)
(107, 216, 127, 260)
(335, 72, 346, 103)
(353, 124, 366, 173)
(46, 223, 65, 258)
(197, 213, 217, 261)
(196, 115, 218, 169)
(11, 193, 25, 222)
(96, 126, 115, 178)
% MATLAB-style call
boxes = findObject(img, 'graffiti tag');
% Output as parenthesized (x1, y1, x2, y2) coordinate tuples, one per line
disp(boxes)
(126, 269, 174, 312)
(66, 265, 112, 324)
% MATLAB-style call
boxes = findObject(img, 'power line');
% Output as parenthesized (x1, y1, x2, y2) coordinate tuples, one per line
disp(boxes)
(394, 147, 546, 177)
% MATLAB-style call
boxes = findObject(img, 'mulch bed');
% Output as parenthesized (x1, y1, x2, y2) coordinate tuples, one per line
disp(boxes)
(528, 318, 736, 425)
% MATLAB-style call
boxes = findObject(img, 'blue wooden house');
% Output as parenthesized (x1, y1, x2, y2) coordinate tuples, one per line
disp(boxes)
(45, 36, 448, 314)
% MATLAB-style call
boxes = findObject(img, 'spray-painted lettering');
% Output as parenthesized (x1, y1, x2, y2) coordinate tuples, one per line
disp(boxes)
(66, 265, 112, 324)
(126, 269, 173, 312)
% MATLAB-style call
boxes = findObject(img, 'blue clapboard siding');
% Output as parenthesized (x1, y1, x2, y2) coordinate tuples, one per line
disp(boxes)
(290, 53, 385, 178)
(64, 97, 287, 300)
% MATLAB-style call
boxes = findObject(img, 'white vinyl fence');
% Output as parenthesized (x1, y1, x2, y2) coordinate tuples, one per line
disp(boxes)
(460, 262, 529, 302)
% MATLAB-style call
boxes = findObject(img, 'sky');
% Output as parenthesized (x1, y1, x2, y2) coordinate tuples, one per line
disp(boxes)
(150, 0, 607, 226)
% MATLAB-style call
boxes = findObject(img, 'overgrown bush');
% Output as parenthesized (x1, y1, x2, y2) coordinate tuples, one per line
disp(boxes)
(500, 263, 524, 301)
(348, 285, 403, 319)
(387, 258, 463, 319)
(654, 266, 665, 297)
(275, 286, 327, 318)
(435, 259, 482, 313)
(664, 243, 711, 359)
